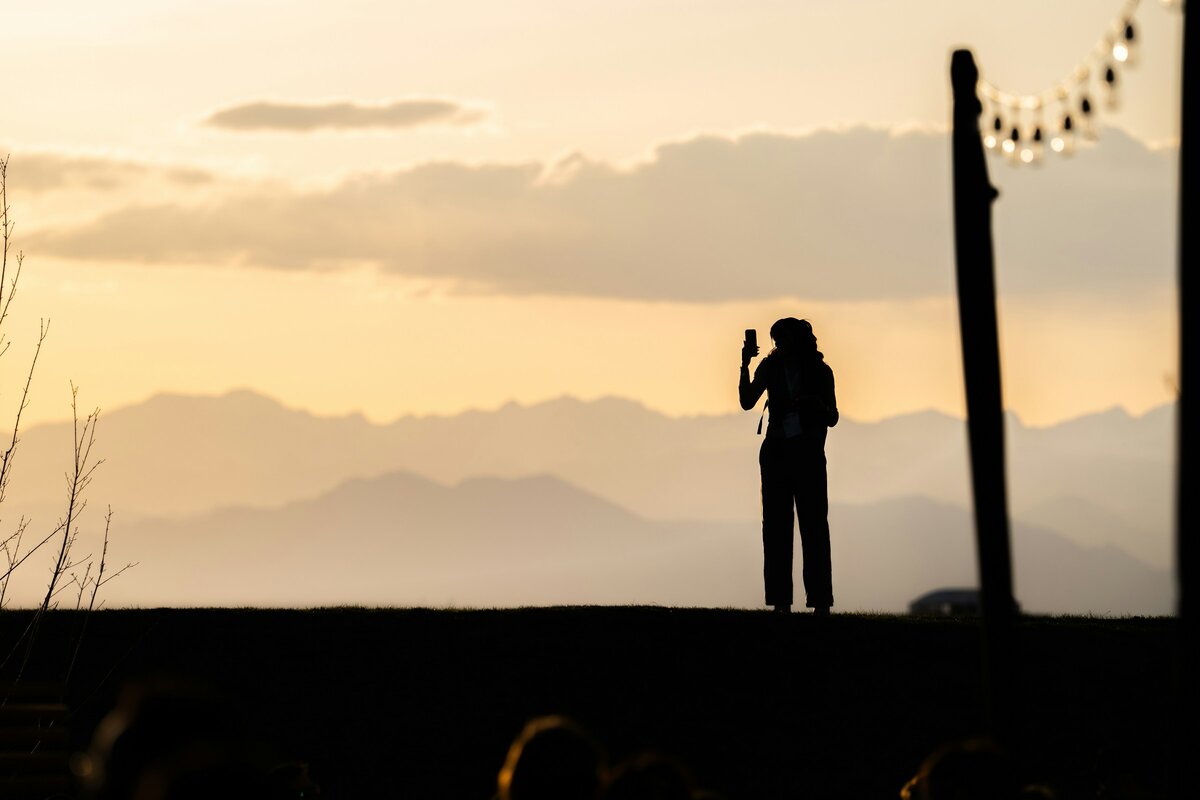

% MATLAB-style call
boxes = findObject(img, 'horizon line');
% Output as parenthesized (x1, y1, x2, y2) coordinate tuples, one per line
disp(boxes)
(15, 386, 1175, 432)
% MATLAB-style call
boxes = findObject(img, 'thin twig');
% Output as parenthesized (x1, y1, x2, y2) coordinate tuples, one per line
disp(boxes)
(10, 387, 104, 683)
(0, 521, 66, 584)
(0, 319, 49, 506)
(64, 508, 133, 691)
(0, 517, 29, 608)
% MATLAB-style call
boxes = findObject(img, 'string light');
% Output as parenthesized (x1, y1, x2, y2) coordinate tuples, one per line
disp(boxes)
(1027, 124, 1044, 164)
(1079, 94, 1098, 139)
(1103, 64, 1120, 108)
(984, 114, 1002, 149)
(1050, 109, 1074, 155)
(1010, 126, 1023, 159)
(1113, 20, 1137, 64)
(975, 0, 1150, 167)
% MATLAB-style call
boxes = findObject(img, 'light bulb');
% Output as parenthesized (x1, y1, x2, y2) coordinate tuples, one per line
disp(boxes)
(1079, 97, 1098, 140)
(1020, 149, 1034, 164)
(1118, 21, 1138, 65)
(1104, 65, 1120, 109)
(1053, 113, 1076, 156)
(1003, 126, 1019, 159)
(984, 134, 997, 149)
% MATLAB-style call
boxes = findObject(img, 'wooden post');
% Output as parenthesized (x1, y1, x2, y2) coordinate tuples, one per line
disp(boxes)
(949, 49, 1016, 739)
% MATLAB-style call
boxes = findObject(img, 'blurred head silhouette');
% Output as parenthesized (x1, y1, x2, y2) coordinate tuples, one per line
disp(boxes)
(769, 317, 820, 359)
(497, 716, 606, 800)
(900, 738, 1019, 800)
(79, 677, 261, 800)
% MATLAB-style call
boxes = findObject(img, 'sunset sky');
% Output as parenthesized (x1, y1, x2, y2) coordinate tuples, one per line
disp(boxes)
(3, 0, 1184, 428)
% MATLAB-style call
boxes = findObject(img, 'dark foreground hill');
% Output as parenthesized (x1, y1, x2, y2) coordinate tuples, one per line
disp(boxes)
(0, 608, 1177, 799)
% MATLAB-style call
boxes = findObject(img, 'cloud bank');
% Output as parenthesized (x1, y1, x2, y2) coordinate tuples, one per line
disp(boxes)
(203, 99, 487, 132)
(28, 127, 1176, 302)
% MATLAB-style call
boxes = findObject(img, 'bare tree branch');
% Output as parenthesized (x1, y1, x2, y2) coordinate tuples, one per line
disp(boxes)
(0, 319, 48, 506)
(0, 156, 130, 703)
(7, 385, 105, 682)
(0, 516, 30, 607)
(0, 521, 66, 584)
(64, 508, 134, 689)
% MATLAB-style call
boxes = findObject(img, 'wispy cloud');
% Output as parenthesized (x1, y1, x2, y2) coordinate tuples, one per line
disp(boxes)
(27, 127, 1176, 303)
(203, 98, 488, 132)
(3, 149, 211, 193)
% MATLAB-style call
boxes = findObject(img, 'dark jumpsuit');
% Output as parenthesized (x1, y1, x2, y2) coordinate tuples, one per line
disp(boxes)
(739, 353, 838, 608)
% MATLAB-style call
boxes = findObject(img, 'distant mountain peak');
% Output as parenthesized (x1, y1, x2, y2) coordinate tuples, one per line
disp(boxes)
(1020, 405, 1129, 429)
(130, 388, 289, 413)
(123, 388, 380, 425)
(28, 388, 1175, 434)
(866, 408, 963, 427)
(508, 395, 656, 414)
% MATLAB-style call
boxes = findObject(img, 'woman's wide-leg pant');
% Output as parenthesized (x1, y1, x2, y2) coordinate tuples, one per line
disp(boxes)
(759, 435, 833, 609)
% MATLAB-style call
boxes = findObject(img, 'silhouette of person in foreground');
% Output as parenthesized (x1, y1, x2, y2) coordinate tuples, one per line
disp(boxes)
(496, 715, 606, 800)
(79, 678, 266, 800)
(739, 318, 838, 615)
(899, 738, 1021, 800)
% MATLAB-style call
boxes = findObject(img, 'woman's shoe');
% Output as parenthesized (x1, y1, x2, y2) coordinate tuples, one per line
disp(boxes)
(772, 604, 791, 614)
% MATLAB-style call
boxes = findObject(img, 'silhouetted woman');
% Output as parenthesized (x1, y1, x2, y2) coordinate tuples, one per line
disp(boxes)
(739, 317, 838, 614)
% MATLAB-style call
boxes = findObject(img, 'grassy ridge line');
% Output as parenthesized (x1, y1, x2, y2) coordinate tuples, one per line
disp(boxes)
(0, 608, 1177, 799)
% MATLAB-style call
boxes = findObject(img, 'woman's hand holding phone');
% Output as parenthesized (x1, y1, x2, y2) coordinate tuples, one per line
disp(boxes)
(741, 328, 759, 367)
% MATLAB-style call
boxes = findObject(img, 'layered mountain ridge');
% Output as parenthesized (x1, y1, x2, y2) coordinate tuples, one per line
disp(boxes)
(3, 391, 1174, 612)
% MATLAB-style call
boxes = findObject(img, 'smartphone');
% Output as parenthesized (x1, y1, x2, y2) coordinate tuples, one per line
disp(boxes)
(745, 329, 757, 348)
